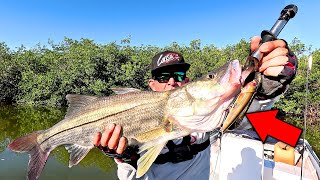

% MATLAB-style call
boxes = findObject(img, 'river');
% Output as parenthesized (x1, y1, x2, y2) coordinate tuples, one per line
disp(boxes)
(0, 105, 118, 180)
(0, 105, 319, 180)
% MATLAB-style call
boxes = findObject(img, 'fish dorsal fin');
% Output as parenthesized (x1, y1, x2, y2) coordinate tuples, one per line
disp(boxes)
(65, 94, 99, 118)
(136, 142, 167, 178)
(65, 144, 93, 167)
(110, 87, 141, 95)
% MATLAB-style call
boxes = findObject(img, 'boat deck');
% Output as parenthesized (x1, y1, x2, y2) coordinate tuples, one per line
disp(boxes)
(209, 130, 320, 180)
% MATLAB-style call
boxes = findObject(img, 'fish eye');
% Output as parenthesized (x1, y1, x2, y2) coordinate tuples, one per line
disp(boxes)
(208, 74, 215, 79)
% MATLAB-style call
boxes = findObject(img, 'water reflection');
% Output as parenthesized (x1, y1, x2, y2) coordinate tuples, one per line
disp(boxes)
(0, 105, 118, 180)
(1, 105, 319, 180)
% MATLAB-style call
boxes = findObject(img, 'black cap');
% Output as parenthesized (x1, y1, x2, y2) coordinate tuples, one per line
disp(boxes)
(151, 50, 190, 75)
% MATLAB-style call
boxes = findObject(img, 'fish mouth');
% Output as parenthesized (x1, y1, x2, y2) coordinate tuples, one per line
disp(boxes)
(240, 66, 256, 86)
(218, 60, 242, 100)
(227, 60, 242, 87)
(240, 58, 258, 86)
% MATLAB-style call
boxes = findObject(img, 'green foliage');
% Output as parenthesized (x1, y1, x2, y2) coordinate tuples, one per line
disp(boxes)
(0, 37, 319, 129)
(2, 38, 159, 106)
(275, 41, 320, 127)
(0, 43, 21, 103)
(0, 37, 319, 155)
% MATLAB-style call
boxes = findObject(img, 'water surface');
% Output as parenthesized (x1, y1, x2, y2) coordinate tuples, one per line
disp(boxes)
(0, 105, 118, 180)
(1, 105, 319, 180)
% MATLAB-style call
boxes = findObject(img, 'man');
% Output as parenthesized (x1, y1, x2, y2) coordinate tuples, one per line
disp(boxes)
(93, 36, 297, 179)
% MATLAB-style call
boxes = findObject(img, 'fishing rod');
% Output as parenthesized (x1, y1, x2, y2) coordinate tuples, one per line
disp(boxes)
(219, 4, 300, 179)
(244, 4, 298, 76)
(222, 4, 298, 132)
(248, 4, 300, 179)
(212, 4, 300, 179)
(301, 55, 313, 179)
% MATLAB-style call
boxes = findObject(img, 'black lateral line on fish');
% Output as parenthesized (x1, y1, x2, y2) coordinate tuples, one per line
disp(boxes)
(39, 103, 150, 145)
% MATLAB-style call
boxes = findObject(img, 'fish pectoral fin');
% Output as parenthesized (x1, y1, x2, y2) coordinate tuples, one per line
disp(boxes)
(136, 142, 167, 178)
(65, 144, 93, 167)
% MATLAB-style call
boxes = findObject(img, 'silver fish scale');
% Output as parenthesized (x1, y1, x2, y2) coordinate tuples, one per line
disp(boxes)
(39, 93, 168, 151)
(39, 91, 168, 143)
(71, 91, 166, 118)
(8, 60, 244, 180)
(106, 99, 167, 142)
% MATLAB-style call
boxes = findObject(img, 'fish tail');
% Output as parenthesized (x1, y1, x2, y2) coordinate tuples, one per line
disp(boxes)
(8, 130, 50, 180)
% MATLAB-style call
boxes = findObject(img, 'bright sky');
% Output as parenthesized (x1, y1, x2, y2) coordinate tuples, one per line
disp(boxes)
(0, 0, 318, 50)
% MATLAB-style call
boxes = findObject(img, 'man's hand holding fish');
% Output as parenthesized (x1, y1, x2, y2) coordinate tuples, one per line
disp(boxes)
(92, 36, 297, 179)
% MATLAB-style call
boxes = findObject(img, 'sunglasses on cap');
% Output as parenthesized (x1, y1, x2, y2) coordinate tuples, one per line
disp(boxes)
(153, 72, 186, 83)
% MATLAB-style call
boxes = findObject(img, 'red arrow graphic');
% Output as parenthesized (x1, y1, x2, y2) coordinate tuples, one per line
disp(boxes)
(246, 109, 302, 147)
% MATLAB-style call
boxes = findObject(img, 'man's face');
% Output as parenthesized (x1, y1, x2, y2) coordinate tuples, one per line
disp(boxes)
(148, 69, 190, 92)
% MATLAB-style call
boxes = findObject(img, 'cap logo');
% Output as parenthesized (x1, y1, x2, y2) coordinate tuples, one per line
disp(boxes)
(157, 53, 180, 67)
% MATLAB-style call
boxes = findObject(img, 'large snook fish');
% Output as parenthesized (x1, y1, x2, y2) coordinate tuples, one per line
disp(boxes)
(8, 60, 242, 179)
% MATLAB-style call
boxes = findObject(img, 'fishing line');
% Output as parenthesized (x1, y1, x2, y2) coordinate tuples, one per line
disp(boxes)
(301, 54, 312, 179)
